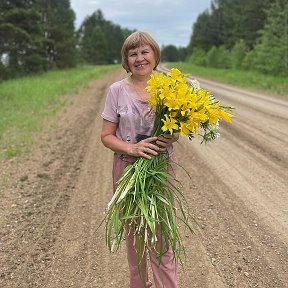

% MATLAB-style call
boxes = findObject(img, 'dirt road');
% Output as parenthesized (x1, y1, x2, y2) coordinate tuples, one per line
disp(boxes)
(0, 69, 287, 288)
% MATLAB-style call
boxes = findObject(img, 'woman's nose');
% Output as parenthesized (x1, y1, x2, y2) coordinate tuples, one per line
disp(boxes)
(136, 54, 144, 61)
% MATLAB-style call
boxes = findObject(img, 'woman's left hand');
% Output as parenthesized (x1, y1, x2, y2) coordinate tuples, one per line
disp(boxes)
(156, 133, 179, 149)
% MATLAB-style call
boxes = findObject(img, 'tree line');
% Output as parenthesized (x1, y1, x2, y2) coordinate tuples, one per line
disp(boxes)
(1, 0, 76, 79)
(1, 0, 287, 79)
(0, 1, 134, 79)
(188, 0, 288, 75)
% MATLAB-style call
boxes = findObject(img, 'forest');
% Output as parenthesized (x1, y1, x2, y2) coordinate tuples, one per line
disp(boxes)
(1, 0, 287, 79)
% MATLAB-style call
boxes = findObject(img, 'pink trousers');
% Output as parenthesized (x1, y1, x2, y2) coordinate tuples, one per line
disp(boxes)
(112, 154, 178, 288)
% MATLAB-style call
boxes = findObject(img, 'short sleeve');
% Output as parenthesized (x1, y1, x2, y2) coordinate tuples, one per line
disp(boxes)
(101, 86, 119, 123)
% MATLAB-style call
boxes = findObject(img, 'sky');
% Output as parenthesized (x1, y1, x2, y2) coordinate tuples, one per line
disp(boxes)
(70, 0, 212, 47)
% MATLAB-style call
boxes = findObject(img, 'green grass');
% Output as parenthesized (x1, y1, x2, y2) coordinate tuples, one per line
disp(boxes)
(0, 65, 118, 158)
(167, 63, 288, 97)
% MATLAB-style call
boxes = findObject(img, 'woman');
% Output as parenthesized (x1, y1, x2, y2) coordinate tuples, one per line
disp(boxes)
(101, 31, 179, 288)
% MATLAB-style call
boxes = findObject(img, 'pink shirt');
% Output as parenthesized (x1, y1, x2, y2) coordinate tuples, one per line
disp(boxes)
(101, 79, 156, 162)
(102, 79, 156, 142)
(102, 78, 175, 165)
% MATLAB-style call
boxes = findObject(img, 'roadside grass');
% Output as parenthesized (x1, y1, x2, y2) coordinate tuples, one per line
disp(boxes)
(0, 65, 118, 158)
(167, 63, 288, 97)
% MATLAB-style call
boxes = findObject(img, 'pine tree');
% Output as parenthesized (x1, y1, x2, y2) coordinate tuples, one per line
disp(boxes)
(188, 0, 276, 51)
(43, 0, 77, 68)
(252, 0, 288, 75)
(77, 10, 134, 65)
(0, 0, 48, 78)
(219, 0, 274, 49)
(188, 10, 214, 51)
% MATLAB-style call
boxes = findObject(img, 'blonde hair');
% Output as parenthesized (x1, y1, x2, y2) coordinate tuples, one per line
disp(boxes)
(121, 31, 161, 72)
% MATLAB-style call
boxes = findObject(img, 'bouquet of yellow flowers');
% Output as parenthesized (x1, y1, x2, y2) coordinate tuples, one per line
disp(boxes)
(104, 68, 233, 268)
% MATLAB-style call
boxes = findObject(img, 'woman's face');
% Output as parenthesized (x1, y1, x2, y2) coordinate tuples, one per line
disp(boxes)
(127, 45, 156, 77)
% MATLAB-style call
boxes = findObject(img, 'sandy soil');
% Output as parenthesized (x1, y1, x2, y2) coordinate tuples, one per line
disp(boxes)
(0, 69, 287, 288)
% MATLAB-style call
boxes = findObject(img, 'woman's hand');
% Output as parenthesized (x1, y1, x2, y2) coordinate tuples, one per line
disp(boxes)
(101, 120, 179, 160)
(129, 137, 165, 160)
(156, 133, 179, 150)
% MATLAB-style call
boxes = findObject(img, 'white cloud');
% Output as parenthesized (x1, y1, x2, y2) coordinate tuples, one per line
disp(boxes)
(70, 0, 211, 47)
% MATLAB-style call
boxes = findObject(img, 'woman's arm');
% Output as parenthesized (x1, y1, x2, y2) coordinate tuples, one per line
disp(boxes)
(101, 119, 163, 160)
